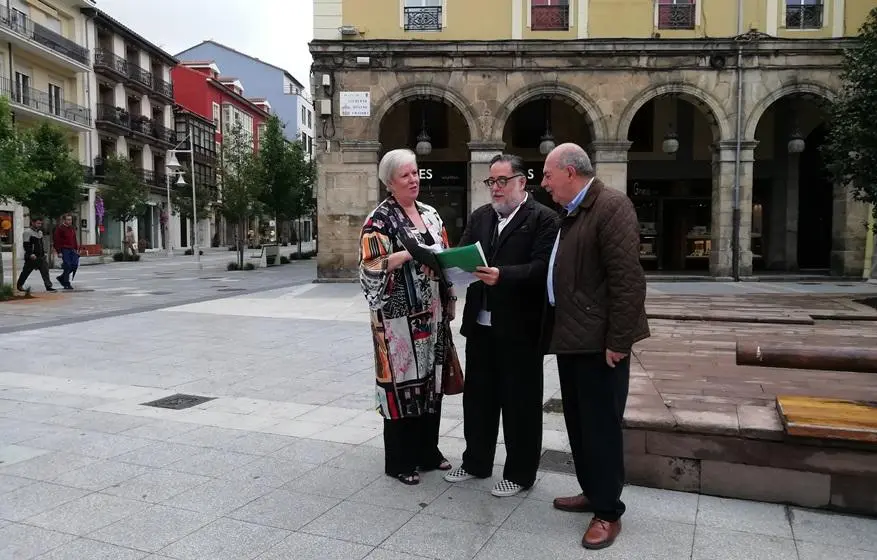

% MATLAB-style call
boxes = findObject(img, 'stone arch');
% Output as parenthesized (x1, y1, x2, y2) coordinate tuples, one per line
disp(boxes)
(490, 82, 609, 143)
(616, 82, 733, 142)
(367, 83, 482, 142)
(743, 82, 837, 140)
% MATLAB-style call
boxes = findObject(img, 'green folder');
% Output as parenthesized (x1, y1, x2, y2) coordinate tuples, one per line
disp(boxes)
(434, 241, 488, 273)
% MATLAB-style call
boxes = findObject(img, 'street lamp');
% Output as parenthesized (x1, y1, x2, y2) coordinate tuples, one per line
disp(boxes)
(165, 122, 201, 270)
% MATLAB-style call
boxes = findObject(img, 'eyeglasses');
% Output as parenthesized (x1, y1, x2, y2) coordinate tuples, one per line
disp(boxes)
(482, 174, 524, 188)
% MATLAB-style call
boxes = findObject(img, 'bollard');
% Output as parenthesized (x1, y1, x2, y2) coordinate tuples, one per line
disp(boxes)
(736, 341, 877, 374)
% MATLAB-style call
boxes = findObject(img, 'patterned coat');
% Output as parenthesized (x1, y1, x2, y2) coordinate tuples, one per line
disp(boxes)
(360, 196, 452, 420)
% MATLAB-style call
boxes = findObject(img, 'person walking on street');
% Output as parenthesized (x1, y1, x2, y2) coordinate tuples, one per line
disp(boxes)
(444, 154, 559, 497)
(541, 143, 650, 550)
(124, 226, 137, 258)
(53, 213, 79, 289)
(17, 217, 56, 293)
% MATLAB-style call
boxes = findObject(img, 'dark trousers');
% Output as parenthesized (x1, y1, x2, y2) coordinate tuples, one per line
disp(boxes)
(17, 257, 52, 290)
(558, 352, 630, 521)
(59, 249, 79, 286)
(384, 402, 444, 475)
(462, 325, 544, 488)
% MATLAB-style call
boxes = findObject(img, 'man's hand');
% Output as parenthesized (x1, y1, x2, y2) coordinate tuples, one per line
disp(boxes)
(474, 266, 500, 286)
(606, 349, 627, 368)
(28, 254, 36, 261)
(445, 299, 456, 321)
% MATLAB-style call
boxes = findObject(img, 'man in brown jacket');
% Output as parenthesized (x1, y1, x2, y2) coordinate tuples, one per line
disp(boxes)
(541, 143, 650, 550)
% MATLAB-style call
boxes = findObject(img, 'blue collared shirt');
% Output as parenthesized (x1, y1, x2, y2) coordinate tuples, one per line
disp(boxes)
(547, 178, 595, 306)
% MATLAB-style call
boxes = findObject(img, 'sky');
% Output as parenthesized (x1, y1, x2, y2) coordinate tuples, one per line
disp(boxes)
(95, 0, 314, 90)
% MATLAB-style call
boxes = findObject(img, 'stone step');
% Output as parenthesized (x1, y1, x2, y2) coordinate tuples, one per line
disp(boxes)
(777, 395, 877, 444)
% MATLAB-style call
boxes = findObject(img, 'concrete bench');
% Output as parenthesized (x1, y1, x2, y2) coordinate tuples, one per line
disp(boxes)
(248, 244, 279, 268)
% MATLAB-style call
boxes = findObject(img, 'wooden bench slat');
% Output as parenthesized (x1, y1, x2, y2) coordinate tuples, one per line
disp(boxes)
(776, 395, 877, 443)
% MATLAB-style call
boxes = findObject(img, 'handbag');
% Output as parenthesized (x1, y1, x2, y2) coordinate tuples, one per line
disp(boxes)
(442, 337, 465, 395)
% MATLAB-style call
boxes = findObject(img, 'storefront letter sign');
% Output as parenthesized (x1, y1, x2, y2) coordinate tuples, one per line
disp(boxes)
(339, 92, 371, 117)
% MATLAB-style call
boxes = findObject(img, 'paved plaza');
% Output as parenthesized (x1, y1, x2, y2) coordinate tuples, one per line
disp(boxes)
(1, 265, 876, 559)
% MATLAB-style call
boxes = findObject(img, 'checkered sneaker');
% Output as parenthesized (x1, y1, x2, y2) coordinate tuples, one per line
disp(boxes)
(491, 479, 524, 497)
(443, 467, 475, 483)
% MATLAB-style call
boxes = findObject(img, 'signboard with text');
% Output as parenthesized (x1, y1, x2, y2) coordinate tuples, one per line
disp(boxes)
(339, 92, 371, 117)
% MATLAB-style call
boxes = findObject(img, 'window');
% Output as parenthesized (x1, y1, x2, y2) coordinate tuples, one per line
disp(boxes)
(43, 15, 62, 34)
(212, 102, 220, 131)
(14, 71, 31, 105)
(657, 0, 695, 30)
(404, 0, 443, 32)
(307, 110, 312, 129)
(531, 0, 570, 31)
(786, 0, 823, 30)
(48, 84, 62, 116)
(307, 135, 313, 156)
(302, 132, 307, 145)
(301, 106, 306, 124)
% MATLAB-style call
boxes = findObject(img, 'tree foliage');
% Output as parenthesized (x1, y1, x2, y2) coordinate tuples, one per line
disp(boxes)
(823, 7, 877, 216)
(21, 122, 84, 222)
(219, 123, 263, 267)
(100, 154, 148, 224)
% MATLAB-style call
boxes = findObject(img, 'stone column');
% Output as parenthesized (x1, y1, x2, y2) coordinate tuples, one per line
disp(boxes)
(468, 141, 505, 214)
(316, 140, 381, 281)
(783, 154, 801, 270)
(590, 140, 632, 193)
(711, 141, 757, 279)
(831, 182, 869, 277)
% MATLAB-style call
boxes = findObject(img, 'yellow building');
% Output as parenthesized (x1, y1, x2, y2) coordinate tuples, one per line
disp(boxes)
(0, 0, 94, 259)
(311, 0, 877, 279)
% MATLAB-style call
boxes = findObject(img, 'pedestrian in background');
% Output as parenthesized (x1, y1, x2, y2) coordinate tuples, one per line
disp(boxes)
(17, 217, 56, 293)
(53, 213, 79, 290)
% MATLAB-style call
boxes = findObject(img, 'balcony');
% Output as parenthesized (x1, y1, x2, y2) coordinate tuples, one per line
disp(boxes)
(786, 3, 823, 30)
(151, 122, 176, 146)
(93, 48, 128, 79)
(152, 76, 173, 101)
(658, 3, 696, 30)
(531, 4, 570, 31)
(0, 5, 90, 70)
(0, 76, 91, 130)
(126, 61, 153, 92)
(95, 103, 131, 132)
(403, 6, 442, 31)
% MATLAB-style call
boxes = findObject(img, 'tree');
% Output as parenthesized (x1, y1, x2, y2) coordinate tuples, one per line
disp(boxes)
(0, 97, 49, 286)
(100, 154, 148, 259)
(286, 139, 316, 255)
(219, 123, 264, 268)
(171, 175, 218, 246)
(22, 122, 84, 263)
(823, 7, 877, 278)
(259, 115, 294, 241)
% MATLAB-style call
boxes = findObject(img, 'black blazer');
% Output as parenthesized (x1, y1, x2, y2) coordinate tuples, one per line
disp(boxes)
(458, 196, 560, 345)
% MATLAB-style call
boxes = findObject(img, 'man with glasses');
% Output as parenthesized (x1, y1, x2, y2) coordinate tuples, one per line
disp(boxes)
(444, 154, 559, 497)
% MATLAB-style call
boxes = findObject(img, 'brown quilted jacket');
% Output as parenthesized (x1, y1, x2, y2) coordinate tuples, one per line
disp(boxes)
(545, 178, 650, 354)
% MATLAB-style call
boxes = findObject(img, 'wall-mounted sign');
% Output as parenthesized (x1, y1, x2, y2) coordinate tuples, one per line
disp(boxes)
(339, 91, 371, 117)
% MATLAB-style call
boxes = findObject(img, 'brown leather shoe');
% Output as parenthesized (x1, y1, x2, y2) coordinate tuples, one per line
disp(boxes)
(552, 494, 593, 512)
(582, 517, 621, 550)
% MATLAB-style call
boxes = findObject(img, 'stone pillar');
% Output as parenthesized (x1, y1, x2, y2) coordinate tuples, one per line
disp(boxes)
(831, 182, 869, 277)
(467, 142, 505, 214)
(590, 141, 632, 193)
(316, 140, 381, 281)
(711, 141, 757, 279)
(783, 154, 800, 270)
(765, 153, 800, 271)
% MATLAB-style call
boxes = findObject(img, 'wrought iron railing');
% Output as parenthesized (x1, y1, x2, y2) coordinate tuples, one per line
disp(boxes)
(658, 3, 696, 29)
(126, 61, 153, 89)
(152, 76, 173, 99)
(0, 76, 90, 126)
(404, 6, 442, 31)
(95, 103, 131, 129)
(152, 122, 176, 144)
(0, 5, 89, 65)
(531, 5, 570, 31)
(786, 3, 823, 30)
(93, 47, 128, 76)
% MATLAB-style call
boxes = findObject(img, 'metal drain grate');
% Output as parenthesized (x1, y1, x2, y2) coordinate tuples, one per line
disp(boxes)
(141, 394, 215, 410)
(540, 450, 575, 475)
(542, 398, 564, 414)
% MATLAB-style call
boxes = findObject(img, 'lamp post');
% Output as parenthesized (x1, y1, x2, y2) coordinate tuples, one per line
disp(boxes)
(166, 122, 200, 269)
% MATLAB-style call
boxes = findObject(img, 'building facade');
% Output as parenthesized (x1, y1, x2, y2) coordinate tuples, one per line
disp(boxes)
(311, 0, 875, 280)
(84, 7, 177, 252)
(171, 61, 270, 245)
(174, 40, 315, 154)
(173, 105, 217, 248)
(0, 0, 94, 260)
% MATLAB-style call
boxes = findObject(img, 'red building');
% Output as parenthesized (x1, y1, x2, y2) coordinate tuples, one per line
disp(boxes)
(171, 61, 270, 152)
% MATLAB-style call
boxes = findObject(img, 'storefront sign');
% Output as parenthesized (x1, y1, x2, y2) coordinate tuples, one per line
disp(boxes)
(339, 92, 371, 117)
